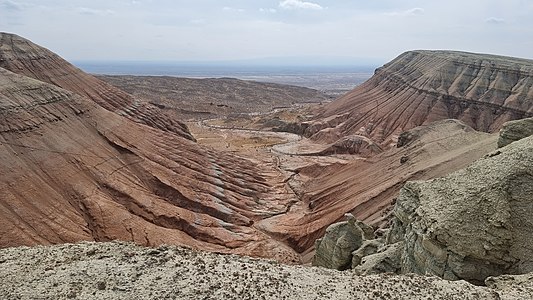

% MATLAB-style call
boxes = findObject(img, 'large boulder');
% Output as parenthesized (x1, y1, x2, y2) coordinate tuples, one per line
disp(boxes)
(312, 214, 365, 270)
(498, 117, 533, 148)
(390, 134, 533, 284)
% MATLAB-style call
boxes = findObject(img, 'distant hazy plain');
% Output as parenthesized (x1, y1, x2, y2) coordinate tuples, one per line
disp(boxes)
(74, 61, 375, 93)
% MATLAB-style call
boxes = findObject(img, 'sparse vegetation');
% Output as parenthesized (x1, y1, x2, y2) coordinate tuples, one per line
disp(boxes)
(2, 242, 530, 299)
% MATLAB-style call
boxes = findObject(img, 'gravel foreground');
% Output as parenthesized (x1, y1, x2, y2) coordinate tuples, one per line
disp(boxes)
(1, 242, 532, 300)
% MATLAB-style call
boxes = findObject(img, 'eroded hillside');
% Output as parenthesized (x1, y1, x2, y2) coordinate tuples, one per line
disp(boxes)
(259, 120, 498, 255)
(250, 50, 533, 257)
(306, 50, 533, 147)
(1, 33, 532, 268)
(0, 33, 300, 262)
(0, 33, 193, 140)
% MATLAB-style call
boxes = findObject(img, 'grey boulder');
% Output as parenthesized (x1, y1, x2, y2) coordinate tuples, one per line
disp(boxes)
(498, 117, 533, 148)
(313, 214, 365, 270)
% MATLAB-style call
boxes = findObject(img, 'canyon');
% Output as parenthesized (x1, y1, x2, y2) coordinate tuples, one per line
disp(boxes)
(0, 32, 301, 262)
(1, 32, 533, 298)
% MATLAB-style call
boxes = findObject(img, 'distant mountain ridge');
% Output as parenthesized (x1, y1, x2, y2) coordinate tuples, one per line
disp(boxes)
(97, 75, 330, 120)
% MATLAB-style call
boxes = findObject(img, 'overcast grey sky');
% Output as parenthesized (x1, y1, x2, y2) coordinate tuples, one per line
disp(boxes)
(1, 0, 532, 64)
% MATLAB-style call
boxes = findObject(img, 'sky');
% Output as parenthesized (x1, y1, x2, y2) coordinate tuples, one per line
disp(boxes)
(1, 0, 532, 65)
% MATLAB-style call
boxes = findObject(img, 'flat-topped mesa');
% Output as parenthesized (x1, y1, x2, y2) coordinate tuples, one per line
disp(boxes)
(312, 50, 533, 147)
(97, 75, 330, 119)
(0, 32, 194, 140)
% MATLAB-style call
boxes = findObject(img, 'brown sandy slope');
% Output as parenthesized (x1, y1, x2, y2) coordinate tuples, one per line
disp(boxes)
(259, 119, 498, 255)
(0, 32, 193, 140)
(0, 39, 299, 262)
(310, 50, 533, 147)
(98, 75, 330, 120)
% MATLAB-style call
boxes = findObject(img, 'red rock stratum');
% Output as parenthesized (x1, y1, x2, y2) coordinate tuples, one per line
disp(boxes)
(309, 50, 533, 147)
(2, 33, 533, 264)
(0, 33, 194, 140)
(258, 51, 533, 256)
(0, 33, 299, 262)
(259, 120, 498, 255)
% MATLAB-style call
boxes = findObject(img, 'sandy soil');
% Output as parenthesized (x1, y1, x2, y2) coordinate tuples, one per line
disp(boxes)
(2, 241, 531, 300)
(187, 119, 358, 201)
(187, 115, 358, 169)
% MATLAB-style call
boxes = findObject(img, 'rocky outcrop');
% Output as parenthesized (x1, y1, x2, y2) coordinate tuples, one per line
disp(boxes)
(272, 121, 310, 136)
(498, 117, 533, 147)
(393, 134, 533, 283)
(312, 214, 364, 270)
(303, 113, 351, 139)
(313, 50, 533, 148)
(353, 241, 403, 275)
(317, 135, 383, 157)
(350, 133, 533, 284)
(0, 32, 194, 140)
(312, 213, 398, 273)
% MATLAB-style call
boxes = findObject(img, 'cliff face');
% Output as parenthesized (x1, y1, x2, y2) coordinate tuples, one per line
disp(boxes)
(331, 125, 533, 284)
(0, 33, 194, 140)
(0, 35, 298, 262)
(313, 50, 533, 146)
(391, 134, 533, 283)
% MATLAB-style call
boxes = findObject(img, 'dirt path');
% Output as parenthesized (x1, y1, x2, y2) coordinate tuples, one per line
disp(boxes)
(197, 118, 302, 143)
